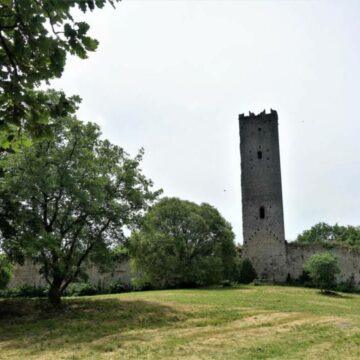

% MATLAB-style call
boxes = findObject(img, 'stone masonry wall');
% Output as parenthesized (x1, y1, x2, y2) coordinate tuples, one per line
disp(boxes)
(7, 258, 132, 289)
(240, 110, 287, 282)
(287, 242, 360, 286)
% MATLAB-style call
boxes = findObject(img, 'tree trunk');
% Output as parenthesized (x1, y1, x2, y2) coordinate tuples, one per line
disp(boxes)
(48, 278, 63, 306)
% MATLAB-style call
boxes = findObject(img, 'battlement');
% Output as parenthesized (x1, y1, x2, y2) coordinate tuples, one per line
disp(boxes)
(239, 109, 277, 120)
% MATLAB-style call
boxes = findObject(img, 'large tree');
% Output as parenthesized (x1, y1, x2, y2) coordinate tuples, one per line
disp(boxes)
(0, 109, 160, 305)
(0, 0, 119, 147)
(130, 197, 237, 289)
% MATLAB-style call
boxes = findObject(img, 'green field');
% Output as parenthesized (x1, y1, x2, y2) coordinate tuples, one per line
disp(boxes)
(1, 285, 360, 359)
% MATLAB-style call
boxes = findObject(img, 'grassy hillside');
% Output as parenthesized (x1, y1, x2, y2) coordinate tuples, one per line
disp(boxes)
(1, 285, 360, 359)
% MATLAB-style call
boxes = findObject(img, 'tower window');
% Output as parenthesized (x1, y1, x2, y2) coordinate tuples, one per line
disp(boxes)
(257, 151, 262, 159)
(260, 206, 265, 219)
(258, 127, 262, 131)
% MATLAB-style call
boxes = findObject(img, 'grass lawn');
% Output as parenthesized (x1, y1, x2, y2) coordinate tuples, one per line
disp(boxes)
(1, 285, 360, 359)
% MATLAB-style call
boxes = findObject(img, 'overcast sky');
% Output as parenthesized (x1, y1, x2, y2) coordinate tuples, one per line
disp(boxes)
(53, 0, 360, 243)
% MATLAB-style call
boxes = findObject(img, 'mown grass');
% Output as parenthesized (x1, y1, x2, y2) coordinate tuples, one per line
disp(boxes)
(1, 285, 360, 359)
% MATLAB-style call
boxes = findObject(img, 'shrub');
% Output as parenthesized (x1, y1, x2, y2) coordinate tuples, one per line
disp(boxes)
(0, 255, 13, 289)
(237, 259, 257, 284)
(0, 288, 15, 298)
(109, 280, 131, 294)
(64, 282, 98, 297)
(0, 284, 48, 298)
(297, 270, 311, 285)
(220, 280, 233, 287)
(337, 275, 356, 293)
(16, 284, 48, 298)
(304, 252, 340, 293)
(131, 277, 154, 291)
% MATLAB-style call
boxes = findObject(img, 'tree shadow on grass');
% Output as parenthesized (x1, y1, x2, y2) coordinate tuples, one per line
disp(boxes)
(0, 297, 185, 356)
(318, 290, 353, 299)
(190, 285, 254, 291)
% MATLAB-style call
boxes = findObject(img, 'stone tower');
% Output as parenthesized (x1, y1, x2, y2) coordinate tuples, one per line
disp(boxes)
(239, 110, 287, 282)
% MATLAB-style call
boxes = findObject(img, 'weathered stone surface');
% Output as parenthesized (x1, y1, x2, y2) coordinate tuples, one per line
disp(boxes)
(7, 259, 132, 289)
(286, 242, 360, 284)
(239, 110, 287, 282)
(240, 109, 360, 287)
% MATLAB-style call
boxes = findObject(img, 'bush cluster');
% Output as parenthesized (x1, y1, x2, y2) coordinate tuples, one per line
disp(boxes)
(0, 256, 13, 289)
(0, 280, 134, 299)
(0, 284, 48, 298)
(236, 259, 257, 284)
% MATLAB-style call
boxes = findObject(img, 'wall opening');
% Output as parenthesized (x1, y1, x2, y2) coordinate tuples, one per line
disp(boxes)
(257, 151, 262, 159)
(260, 206, 265, 219)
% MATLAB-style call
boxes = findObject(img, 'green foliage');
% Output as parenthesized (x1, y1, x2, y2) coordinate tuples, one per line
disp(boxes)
(236, 258, 257, 284)
(0, 115, 160, 304)
(295, 222, 360, 250)
(220, 279, 233, 287)
(130, 197, 237, 289)
(296, 270, 313, 287)
(13, 284, 47, 298)
(0, 284, 48, 298)
(64, 282, 98, 297)
(336, 275, 356, 293)
(0, 280, 133, 298)
(0, 0, 119, 146)
(111, 244, 129, 260)
(108, 279, 131, 294)
(0, 254, 12, 289)
(304, 252, 340, 292)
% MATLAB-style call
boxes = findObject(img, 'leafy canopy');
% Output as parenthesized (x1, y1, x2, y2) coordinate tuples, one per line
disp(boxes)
(130, 197, 237, 289)
(0, 0, 119, 147)
(295, 222, 360, 250)
(304, 252, 340, 292)
(0, 107, 160, 304)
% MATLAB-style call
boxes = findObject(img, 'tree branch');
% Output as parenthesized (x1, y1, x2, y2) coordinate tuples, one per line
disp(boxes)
(60, 218, 111, 292)
(0, 30, 19, 80)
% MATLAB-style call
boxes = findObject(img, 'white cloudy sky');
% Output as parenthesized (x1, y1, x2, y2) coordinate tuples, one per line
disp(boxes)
(53, 0, 360, 243)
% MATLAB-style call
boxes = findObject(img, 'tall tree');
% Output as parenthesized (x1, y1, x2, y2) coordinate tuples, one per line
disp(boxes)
(0, 0, 119, 148)
(0, 106, 160, 305)
(130, 197, 237, 289)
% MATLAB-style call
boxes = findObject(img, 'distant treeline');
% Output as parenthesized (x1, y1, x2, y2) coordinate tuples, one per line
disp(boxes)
(295, 222, 360, 250)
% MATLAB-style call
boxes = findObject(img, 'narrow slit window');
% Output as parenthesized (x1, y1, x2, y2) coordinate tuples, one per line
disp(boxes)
(257, 151, 262, 159)
(260, 206, 265, 219)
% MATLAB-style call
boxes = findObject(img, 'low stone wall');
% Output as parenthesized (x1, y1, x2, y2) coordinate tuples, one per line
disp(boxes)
(7, 258, 132, 289)
(9, 244, 360, 289)
(286, 242, 360, 286)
